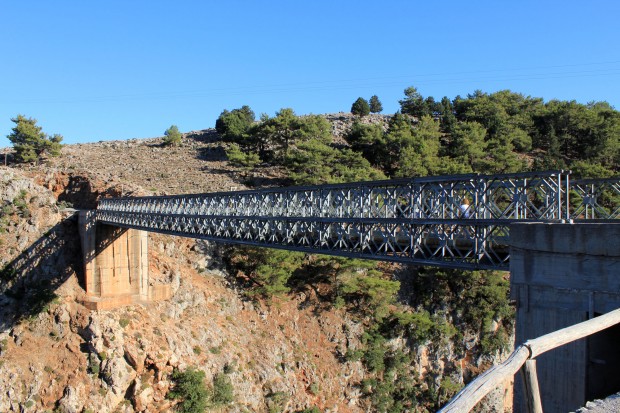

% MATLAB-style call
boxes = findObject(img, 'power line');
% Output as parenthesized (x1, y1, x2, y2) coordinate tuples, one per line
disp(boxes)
(6, 60, 620, 104)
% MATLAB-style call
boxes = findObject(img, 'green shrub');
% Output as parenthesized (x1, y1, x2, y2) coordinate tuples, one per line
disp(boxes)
(296, 408, 321, 413)
(225, 247, 304, 300)
(168, 367, 209, 413)
(88, 355, 100, 376)
(119, 318, 130, 328)
(226, 143, 260, 169)
(308, 382, 319, 395)
(266, 391, 289, 413)
(215, 106, 255, 142)
(163, 125, 182, 146)
(211, 373, 234, 406)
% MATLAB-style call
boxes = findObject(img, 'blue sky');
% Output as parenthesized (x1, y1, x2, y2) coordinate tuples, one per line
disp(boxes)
(1, 1, 619, 145)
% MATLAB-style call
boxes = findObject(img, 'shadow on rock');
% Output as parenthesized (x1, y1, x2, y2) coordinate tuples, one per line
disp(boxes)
(0, 215, 82, 330)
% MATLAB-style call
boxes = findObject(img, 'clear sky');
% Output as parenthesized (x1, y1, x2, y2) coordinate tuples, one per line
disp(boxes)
(1, 1, 619, 145)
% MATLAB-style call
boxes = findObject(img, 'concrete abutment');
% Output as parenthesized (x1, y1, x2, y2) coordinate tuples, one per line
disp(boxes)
(78, 211, 170, 309)
(510, 222, 620, 413)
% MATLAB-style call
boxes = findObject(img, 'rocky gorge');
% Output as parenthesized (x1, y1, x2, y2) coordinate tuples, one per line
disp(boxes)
(0, 115, 513, 412)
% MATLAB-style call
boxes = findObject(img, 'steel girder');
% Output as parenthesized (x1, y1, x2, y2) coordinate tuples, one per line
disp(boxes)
(95, 171, 583, 270)
(96, 211, 514, 270)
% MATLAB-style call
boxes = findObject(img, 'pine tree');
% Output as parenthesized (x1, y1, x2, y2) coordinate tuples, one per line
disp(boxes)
(215, 105, 255, 141)
(7, 115, 63, 163)
(369, 95, 383, 113)
(351, 97, 370, 117)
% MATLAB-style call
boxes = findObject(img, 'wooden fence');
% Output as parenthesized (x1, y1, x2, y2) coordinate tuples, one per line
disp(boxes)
(438, 308, 620, 413)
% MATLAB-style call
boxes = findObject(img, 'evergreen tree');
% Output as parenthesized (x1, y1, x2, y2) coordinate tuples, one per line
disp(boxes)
(392, 115, 442, 177)
(7, 115, 62, 163)
(448, 121, 487, 170)
(215, 105, 255, 142)
(346, 122, 386, 166)
(285, 138, 385, 185)
(253, 109, 332, 161)
(163, 124, 182, 146)
(369, 95, 383, 113)
(351, 97, 371, 117)
(399, 86, 429, 118)
(168, 367, 209, 413)
(225, 143, 260, 170)
(226, 247, 305, 299)
(439, 96, 457, 133)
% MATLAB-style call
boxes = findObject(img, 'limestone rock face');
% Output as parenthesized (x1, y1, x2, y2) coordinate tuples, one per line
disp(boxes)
(101, 356, 136, 395)
(123, 343, 146, 373)
(57, 384, 85, 413)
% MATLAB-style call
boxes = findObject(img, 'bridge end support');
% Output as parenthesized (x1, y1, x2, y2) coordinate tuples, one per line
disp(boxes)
(510, 222, 620, 412)
(78, 210, 171, 310)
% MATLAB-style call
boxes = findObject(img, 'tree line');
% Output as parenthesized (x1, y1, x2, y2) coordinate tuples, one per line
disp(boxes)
(217, 87, 619, 183)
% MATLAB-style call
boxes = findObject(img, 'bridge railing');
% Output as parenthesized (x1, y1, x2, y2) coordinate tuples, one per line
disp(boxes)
(98, 171, 570, 221)
(438, 307, 620, 413)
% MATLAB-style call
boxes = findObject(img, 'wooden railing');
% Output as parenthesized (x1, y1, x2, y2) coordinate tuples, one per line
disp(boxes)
(438, 308, 620, 413)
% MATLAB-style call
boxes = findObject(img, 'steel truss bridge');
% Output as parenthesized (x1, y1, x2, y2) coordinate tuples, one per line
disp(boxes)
(96, 171, 619, 270)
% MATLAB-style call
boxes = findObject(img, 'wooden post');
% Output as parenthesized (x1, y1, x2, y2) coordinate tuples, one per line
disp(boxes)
(520, 359, 543, 413)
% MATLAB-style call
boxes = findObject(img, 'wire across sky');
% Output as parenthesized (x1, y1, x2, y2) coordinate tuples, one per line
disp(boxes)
(1, 1, 619, 144)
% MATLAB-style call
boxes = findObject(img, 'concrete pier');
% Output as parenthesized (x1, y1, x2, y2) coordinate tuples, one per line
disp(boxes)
(78, 211, 170, 309)
(510, 223, 620, 413)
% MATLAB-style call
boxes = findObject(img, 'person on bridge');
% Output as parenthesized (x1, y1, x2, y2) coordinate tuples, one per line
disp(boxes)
(460, 198, 472, 218)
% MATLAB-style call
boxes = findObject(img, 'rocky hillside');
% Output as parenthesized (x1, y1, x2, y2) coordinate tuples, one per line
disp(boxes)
(0, 165, 371, 413)
(0, 116, 511, 412)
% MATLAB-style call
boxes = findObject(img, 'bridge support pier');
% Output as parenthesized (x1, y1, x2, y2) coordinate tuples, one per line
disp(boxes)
(510, 223, 620, 413)
(78, 211, 170, 310)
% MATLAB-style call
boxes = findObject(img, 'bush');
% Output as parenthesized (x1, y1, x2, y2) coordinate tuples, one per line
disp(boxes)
(163, 125, 182, 146)
(0, 265, 16, 282)
(211, 373, 234, 405)
(266, 391, 289, 413)
(296, 408, 321, 413)
(308, 382, 319, 395)
(168, 367, 209, 413)
(88, 354, 100, 376)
